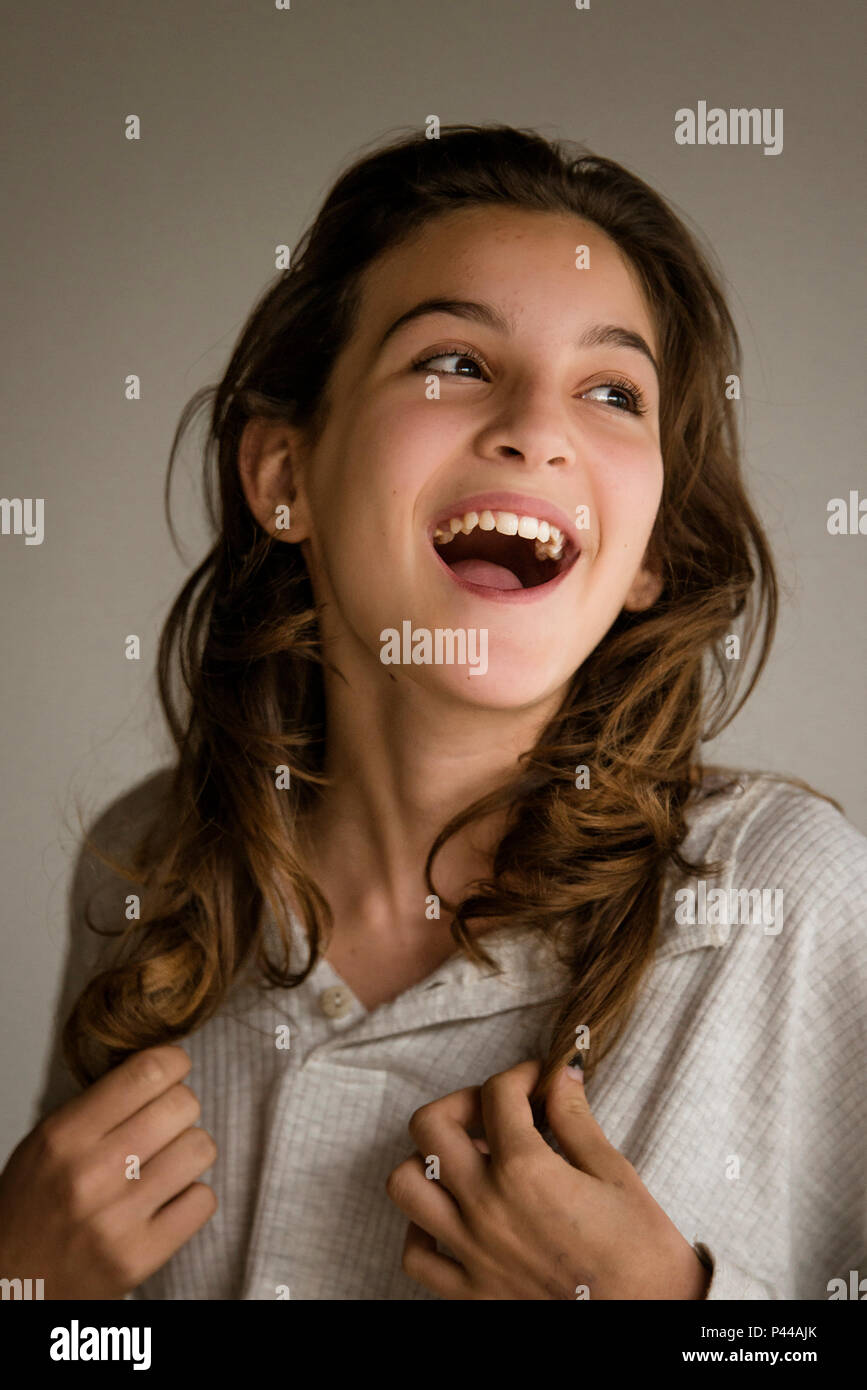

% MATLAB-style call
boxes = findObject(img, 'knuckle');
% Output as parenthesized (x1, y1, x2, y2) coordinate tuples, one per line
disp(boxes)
(182, 1181, 218, 1228)
(480, 1071, 507, 1103)
(479, 1074, 497, 1102)
(31, 1113, 72, 1166)
(129, 1043, 190, 1087)
(128, 1048, 172, 1089)
(193, 1181, 219, 1218)
(189, 1127, 217, 1167)
(407, 1100, 436, 1142)
(384, 1160, 413, 1203)
(50, 1158, 100, 1220)
(170, 1082, 201, 1124)
(31, 1129, 89, 1206)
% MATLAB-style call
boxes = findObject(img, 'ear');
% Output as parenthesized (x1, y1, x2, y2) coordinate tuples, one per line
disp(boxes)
(622, 546, 664, 613)
(237, 416, 313, 542)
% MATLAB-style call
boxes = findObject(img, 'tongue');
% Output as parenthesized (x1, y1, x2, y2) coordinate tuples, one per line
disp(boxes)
(450, 558, 524, 590)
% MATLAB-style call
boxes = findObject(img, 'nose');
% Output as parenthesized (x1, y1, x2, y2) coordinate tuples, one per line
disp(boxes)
(495, 443, 566, 466)
(478, 382, 575, 469)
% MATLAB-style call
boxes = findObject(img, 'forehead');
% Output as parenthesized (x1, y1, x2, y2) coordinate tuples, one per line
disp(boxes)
(355, 204, 657, 353)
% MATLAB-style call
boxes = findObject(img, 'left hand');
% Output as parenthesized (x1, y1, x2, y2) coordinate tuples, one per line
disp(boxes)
(385, 1058, 710, 1300)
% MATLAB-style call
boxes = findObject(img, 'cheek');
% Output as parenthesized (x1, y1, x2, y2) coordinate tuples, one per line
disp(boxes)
(382, 394, 467, 487)
(306, 406, 443, 581)
(593, 446, 663, 547)
(332, 396, 456, 510)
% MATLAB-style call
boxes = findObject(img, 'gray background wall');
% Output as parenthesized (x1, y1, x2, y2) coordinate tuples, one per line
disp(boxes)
(2, 0, 864, 1163)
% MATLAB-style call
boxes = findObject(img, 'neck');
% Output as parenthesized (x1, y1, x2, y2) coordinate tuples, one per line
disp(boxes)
(296, 661, 565, 940)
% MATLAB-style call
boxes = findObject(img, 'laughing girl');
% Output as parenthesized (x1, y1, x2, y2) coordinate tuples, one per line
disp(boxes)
(7, 124, 865, 1301)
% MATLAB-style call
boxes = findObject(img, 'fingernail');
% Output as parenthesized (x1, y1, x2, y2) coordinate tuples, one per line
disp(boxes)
(565, 1051, 584, 1081)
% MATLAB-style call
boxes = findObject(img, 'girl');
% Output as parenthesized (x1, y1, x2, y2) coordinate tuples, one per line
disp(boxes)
(4, 124, 865, 1301)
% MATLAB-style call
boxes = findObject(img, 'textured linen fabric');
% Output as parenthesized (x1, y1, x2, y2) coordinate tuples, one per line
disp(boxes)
(33, 768, 867, 1301)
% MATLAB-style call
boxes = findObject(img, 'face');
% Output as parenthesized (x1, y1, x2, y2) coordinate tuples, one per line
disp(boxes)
(241, 205, 664, 710)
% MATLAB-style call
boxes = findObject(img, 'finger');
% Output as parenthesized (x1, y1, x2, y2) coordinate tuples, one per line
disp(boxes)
(126, 1122, 218, 1222)
(385, 1152, 468, 1257)
(44, 1082, 207, 1219)
(103, 1081, 203, 1178)
(408, 1086, 488, 1200)
(138, 1182, 219, 1280)
(479, 1059, 546, 1162)
(544, 1057, 627, 1182)
(53, 1046, 193, 1143)
(401, 1221, 472, 1299)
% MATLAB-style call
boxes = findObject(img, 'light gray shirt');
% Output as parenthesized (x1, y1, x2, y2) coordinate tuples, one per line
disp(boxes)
(34, 769, 867, 1300)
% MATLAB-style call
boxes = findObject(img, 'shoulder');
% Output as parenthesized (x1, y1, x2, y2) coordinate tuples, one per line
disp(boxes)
(70, 765, 176, 932)
(683, 766, 867, 883)
(34, 767, 178, 1121)
(79, 765, 176, 855)
(659, 768, 867, 961)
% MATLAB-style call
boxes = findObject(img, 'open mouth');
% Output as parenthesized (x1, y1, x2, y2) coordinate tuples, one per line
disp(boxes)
(431, 510, 579, 591)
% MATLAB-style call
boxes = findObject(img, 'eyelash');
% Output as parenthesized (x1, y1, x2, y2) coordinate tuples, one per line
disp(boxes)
(411, 344, 649, 416)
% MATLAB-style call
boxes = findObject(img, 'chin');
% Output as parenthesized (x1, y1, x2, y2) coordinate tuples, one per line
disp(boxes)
(407, 660, 572, 713)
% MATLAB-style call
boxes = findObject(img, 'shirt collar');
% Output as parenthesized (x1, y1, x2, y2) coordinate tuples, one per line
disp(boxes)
(243, 772, 756, 1038)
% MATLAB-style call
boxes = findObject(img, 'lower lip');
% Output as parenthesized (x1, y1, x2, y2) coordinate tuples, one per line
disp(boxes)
(430, 542, 579, 604)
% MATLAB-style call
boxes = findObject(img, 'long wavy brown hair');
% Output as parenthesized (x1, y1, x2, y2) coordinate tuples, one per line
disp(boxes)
(64, 123, 787, 1104)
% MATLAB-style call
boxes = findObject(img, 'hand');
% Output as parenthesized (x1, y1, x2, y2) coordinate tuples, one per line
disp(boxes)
(385, 1058, 710, 1300)
(0, 1045, 217, 1299)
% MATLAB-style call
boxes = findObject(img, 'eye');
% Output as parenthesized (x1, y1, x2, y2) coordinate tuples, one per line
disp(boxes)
(583, 378, 648, 415)
(411, 345, 488, 378)
(411, 349, 649, 416)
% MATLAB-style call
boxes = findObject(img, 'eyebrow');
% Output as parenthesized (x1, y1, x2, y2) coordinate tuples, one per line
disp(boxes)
(375, 297, 659, 378)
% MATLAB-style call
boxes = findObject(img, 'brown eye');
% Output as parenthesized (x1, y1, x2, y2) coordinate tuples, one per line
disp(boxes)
(412, 345, 488, 378)
(584, 379, 648, 415)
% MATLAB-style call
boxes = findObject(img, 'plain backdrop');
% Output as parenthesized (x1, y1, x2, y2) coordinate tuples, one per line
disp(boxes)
(1, 0, 864, 1164)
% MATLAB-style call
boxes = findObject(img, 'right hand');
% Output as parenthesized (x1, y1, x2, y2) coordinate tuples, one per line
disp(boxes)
(0, 1044, 217, 1299)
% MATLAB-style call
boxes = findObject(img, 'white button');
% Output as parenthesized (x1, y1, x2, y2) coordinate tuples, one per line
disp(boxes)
(319, 985, 354, 1019)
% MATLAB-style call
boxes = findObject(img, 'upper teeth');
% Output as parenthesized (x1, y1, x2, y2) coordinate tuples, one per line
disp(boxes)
(433, 509, 566, 561)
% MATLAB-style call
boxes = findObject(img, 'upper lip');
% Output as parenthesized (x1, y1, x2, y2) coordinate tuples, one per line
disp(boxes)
(427, 491, 582, 553)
